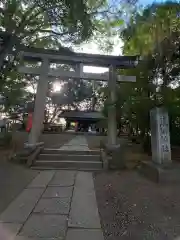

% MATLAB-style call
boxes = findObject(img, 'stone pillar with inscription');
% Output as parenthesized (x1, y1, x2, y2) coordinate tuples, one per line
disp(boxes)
(150, 107, 171, 165)
(139, 107, 180, 183)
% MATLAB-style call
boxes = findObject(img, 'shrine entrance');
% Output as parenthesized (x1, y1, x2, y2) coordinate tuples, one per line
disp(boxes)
(18, 47, 139, 148)
(59, 110, 105, 133)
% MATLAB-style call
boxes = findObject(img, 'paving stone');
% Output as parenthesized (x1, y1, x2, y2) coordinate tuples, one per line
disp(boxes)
(0, 188, 44, 223)
(60, 145, 89, 151)
(59, 136, 89, 151)
(0, 161, 38, 215)
(27, 171, 55, 188)
(66, 229, 104, 240)
(19, 214, 67, 239)
(68, 172, 101, 228)
(49, 171, 76, 187)
(42, 186, 73, 198)
(0, 223, 22, 239)
(15, 237, 58, 240)
(33, 198, 71, 214)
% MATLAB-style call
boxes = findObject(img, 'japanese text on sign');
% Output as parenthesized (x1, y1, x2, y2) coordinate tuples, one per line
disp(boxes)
(159, 115, 170, 153)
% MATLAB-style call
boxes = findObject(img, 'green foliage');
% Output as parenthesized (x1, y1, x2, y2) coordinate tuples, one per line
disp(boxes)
(0, 0, 130, 113)
(0, 132, 12, 147)
(0, 0, 107, 113)
(100, 1, 180, 150)
(121, 1, 180, 55)
(0, 0, 94, 43)
(51, 79, 96, 110)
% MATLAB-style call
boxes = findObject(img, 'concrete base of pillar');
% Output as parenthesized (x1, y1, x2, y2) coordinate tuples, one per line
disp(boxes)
(24, 142, 44, 149)
(103, 143, 126, 170)
(139, 161, 180, 183)
(100, 150, 109, 170)
(105, 143, 120, 152)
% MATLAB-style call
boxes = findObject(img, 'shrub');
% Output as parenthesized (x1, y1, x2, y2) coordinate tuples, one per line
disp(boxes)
(142, 135, 151, 155)
(0, 132, 12, 147)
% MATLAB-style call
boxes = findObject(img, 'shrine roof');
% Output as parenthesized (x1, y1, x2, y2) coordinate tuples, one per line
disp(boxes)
(59, 110, 105, 120)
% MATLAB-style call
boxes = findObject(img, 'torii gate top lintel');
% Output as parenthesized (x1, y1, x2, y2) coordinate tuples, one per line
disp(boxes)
(19, 47, 139, 68)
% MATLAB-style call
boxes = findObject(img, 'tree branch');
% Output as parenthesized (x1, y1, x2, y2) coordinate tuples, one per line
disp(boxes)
(38, 29, 70, 36)
(0, 7, 4, 14)
(17, 3, 40, 31)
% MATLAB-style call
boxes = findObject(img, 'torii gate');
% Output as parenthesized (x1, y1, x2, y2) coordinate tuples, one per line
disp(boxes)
(18, 47, 139, 147)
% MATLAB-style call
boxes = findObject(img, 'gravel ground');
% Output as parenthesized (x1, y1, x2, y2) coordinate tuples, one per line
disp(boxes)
(94, 171, 180, 240)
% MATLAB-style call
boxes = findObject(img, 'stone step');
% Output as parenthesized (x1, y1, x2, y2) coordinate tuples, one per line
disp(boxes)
(34, 160, 102, 170)
(38, 154, 100, 162)
(42, 149, 100, 155)
(31, 166, 102, 172)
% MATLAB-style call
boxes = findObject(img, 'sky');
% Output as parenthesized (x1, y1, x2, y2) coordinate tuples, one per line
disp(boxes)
(138, 0, 156, 4)
(74, 35, 123, 74)
(138, 0, 166, 5)
(74, 0, 167, 74)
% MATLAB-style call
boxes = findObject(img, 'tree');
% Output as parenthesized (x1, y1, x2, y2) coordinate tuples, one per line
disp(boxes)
(100, 1, 180, 149)
(0, 0, 120, 109)
(0, 0, 103, 114)
(0, 0, 97, 80)
(0, 0, 138, 118)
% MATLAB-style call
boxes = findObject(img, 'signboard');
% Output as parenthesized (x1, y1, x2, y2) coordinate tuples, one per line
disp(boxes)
(150, 107, 171, 165)
(159, 113, 171, 162)
(117, 75, 136, 82)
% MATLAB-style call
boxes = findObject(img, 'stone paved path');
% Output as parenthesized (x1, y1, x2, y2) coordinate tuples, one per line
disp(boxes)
(0, 170, 104, 240)
(0, 159, 38, 215)
(59, 135, 89, 151)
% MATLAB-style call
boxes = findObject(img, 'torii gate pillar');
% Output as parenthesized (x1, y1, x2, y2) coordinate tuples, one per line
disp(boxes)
(28, 59, 49, 146)
(107, 65, 117, 147)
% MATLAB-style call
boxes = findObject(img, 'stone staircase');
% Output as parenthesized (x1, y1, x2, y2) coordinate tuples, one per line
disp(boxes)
(32, 148, 103, 171)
